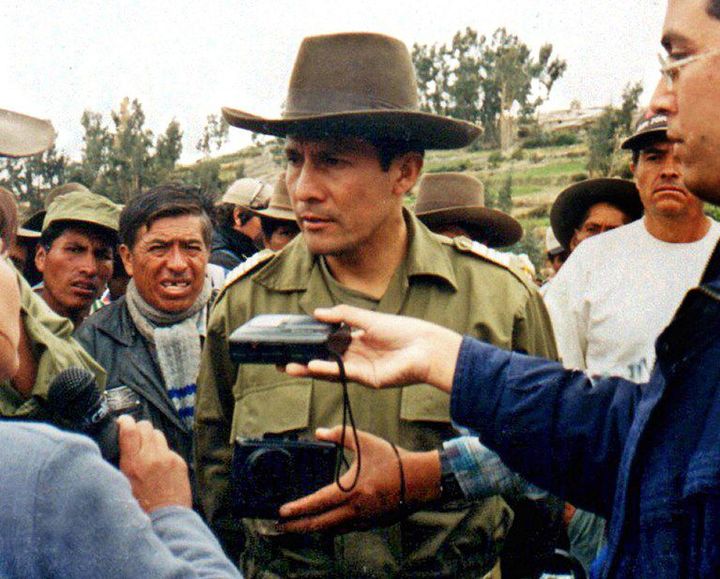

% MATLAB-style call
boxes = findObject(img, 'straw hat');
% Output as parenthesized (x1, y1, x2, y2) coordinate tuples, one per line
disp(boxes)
(250, 174, 296, 222)
(223, 33, 480, 150)
(550, 178, 643, 249)
(0, 109, 55, 158)
(414, 172, 523, 247)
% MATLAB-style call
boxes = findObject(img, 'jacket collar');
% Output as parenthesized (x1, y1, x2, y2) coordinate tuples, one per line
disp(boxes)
(94, 297, 138, 347)
(211, 225, 258, 258)
(251, 208, 459, 295)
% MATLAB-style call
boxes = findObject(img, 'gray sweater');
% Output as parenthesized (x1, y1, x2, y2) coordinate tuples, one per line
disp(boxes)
(0, 421, 241, 578)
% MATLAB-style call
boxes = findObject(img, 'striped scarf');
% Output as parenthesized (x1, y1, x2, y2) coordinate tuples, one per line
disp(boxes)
(125, 278, 212, 429)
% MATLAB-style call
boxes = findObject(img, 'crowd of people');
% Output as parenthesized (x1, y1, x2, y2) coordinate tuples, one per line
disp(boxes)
(1, 0, 720, 577)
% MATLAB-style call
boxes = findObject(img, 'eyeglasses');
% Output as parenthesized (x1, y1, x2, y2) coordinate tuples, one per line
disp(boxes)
(658, 48, 720, 89)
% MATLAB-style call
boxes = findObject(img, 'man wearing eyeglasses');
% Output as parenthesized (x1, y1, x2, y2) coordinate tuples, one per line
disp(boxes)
(277, 3, 720, 577)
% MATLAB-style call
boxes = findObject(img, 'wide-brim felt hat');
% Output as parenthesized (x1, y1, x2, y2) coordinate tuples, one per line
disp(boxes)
(414, 172, 523, 248)
(550, 178, 643, 249)
(20, 211, 45, 235)
(223, 33, 481, 150)
(621, 111, 668, 151)
(0, 109, 56, 158)
(250, 174, 296, 222)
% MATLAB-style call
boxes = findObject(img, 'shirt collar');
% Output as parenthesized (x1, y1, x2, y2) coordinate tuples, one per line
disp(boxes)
(252, 208, 458, 293)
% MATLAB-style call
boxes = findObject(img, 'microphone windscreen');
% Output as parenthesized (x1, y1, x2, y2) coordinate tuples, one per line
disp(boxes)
(46, 367, 101, 422)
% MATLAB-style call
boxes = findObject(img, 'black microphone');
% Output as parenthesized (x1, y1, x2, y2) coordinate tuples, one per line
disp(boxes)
(45, 367, 120, 466)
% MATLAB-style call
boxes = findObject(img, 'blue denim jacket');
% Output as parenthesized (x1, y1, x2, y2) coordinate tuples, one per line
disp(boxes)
(450, 243, 720, 578)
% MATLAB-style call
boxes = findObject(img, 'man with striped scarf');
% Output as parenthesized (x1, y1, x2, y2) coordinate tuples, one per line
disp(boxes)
(76, 185, 216, 501)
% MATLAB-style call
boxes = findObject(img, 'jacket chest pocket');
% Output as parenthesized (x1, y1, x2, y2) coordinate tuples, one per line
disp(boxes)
(399, 384, 455, 450)
(232, 377, 312, 440)
(400, 384, 451, 422)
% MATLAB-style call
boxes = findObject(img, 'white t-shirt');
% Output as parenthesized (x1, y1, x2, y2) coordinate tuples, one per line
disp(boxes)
(544, 218, 720, 382)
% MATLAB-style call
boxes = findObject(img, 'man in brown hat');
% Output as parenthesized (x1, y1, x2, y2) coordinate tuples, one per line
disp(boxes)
(250, 174, 300, 251)
(195, 32, 556, 577)
(550, 178, 643, 253)
(414, 172, 523, 248)
(210, 177, 272, 271)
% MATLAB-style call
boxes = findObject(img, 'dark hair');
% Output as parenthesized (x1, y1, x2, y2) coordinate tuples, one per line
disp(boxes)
(40, 221, 117, 252)
(119, 184, 213, 249)
(0, 187, 18, 252)
(708, 0, 720, 19)
(214, 203, 255, 230)
(365, 137, 425, 172)
(286, 132, 425, 172)
(632, 149, 640, 166)
(260, 215, 300, 240)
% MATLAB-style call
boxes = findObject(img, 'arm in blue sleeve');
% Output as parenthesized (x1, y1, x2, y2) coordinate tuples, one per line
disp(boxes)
(35, 436, 241, 578)
(450, 337, 641, 518)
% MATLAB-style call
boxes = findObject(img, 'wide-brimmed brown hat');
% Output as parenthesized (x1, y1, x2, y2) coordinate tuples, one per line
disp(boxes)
(414, 172, 523, 248)
(250, 174, 296, 222)
(550, 178, 643, 249)
(223, 33, 480, 150)
(0, 109, 56, 158)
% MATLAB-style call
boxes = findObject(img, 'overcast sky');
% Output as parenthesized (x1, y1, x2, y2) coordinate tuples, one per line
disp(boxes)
(3, 0, 667, 163)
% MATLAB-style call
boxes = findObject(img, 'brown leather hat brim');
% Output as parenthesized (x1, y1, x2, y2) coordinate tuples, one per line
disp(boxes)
(249, 205, 297, 222)
(550, 178, 643, 249)
(417, 206, 523, 247)
(223, 107, 481, 150)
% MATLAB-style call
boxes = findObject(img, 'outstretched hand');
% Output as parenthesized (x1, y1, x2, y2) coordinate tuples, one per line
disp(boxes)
(277, 426, 441, 534)
(283, 305, 462, 393)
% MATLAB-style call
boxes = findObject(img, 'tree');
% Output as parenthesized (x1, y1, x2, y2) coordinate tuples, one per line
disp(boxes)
(498, 171, 513, 214)
(412, 28, 566, 148)
(154, 119, 184, 177)
(586, 82, 643, 177)
(107, 98, 155, 202)
(0, 146, 70, 212)
(196, 114, 229, 156)
(79, 110, 112, 190)
(186, 159, 223, 201)
(78, 98, 185, 202)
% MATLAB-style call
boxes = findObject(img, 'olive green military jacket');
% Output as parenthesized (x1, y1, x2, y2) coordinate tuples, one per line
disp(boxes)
(0, 269, 106, 418)
(195, 213, 557, 578)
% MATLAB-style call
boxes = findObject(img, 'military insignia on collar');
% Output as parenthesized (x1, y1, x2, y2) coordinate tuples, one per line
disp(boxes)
(224, 250, 275, 288)
(452, 236, 512, 268)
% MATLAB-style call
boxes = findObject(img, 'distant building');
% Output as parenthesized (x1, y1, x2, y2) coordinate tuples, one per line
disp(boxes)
(538, 105, 605, 133)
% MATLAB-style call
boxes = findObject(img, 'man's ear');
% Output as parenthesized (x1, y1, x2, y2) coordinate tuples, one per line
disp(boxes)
(35, 245, 47, 274)
(119, 245, 134, 277)
(391, 152, 424, 197)
(630, 161, 636, 175)
(232, 206, 244, 229)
